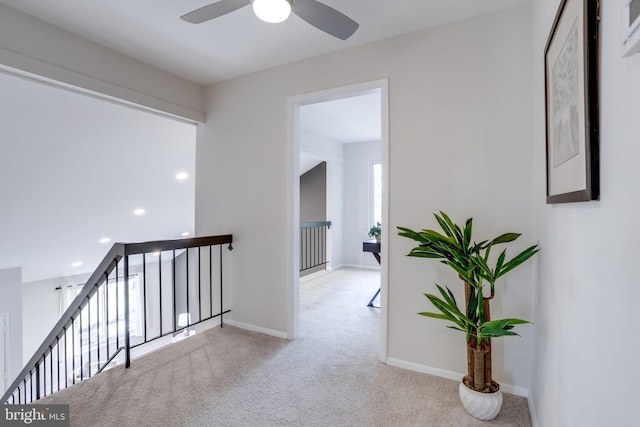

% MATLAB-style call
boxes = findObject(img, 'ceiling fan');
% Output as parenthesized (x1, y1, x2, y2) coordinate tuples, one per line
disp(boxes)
(181, 0, 359, 40)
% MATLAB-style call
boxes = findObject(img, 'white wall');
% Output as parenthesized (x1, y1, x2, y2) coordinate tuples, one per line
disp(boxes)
(529, 1, 640, 426)
(300, 162, 326, 223)
(21, 273, 89, 363)
(343, 140, 381, 268)
(196, 4, 535, 392)
(0, 268, 23, 382)
(0, 3, 204, 122)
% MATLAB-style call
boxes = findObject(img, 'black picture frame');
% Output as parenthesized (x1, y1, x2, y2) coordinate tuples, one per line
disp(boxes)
(544, 0, 600, 204)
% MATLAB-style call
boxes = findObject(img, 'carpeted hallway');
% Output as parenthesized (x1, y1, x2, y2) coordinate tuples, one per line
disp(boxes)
(40, 268, 532, 426)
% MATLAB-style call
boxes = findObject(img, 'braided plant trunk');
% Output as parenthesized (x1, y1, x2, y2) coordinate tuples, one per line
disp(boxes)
(463, 281, 499, 393)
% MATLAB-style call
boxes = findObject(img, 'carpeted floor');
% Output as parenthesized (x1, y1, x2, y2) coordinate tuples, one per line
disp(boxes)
(40, 268, 532, 426)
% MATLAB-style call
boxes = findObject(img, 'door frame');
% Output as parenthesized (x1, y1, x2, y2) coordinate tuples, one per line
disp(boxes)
(286, 79, 390, 362)
(0, 312, 9, 394)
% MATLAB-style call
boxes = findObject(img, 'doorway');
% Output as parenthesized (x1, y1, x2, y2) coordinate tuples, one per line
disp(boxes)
(287, 79, 389, 362)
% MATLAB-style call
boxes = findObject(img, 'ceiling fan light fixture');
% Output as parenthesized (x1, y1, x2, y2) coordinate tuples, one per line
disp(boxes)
(252, 0, 292, 24)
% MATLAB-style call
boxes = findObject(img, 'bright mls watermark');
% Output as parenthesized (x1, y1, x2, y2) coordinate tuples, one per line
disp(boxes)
(0, 405, 69, 427)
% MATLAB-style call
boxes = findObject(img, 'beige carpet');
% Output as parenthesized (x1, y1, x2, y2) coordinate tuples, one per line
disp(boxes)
(40, 268, 532, 426)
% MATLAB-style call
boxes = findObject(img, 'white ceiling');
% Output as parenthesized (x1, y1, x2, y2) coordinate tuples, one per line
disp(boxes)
(300, 91, 381, 144)
(298, 91, 381, 174)
(0, 0, 529, 85)
(0, 0, 529, 282)
(0, 71, 196, 283)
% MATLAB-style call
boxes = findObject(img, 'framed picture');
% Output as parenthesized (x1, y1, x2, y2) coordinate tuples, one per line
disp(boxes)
(544, 0, 600, 203)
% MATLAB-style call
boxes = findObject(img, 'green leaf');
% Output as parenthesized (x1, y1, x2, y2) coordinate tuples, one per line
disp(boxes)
(420, 229, 452, 244)
(478, 289, 485, 323)
(479, 327, 520, 338)
(435, 213, 457, 241)
(407, 252, 442, 259)
(494, 249, 507, 277)
(471, 254, 493, 278)
(479, 318, 532, 338)
(439, 211, 465, 249)
(445, 261, 474, 283)
(397, 227, 429, 244)
(463, 218, 473, 249)
(496, 245, 539, 278)
(425, 294, 476, 329)
(418, 312, 452, 321)
(470, 240, 489, 252)
(445, 286, 457, 308)
(492, 232, 521, 244)
(467, 288, 478, 320)
(483, 318, 532, 327)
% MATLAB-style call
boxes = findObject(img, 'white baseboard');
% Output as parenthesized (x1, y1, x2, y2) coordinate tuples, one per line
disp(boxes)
(341, 263, 381, 271)
(528, 398, 539, 427)
(223, 319, 288, 340)
(386, 357, 529, 397)
(300, 269, 332, 283)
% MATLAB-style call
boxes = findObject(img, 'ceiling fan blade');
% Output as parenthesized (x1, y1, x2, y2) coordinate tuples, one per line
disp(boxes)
(181, 0, 251, 24)
(292, 0, 359, 40)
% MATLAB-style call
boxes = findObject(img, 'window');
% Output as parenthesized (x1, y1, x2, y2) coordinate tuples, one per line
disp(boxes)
(371, 163, 382, 226)
(79, 275, 142, 350)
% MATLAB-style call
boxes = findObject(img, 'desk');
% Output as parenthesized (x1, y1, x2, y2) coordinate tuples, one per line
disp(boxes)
(363, 239, 381, 308)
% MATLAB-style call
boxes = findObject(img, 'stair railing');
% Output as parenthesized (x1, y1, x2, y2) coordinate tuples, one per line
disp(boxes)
(1, 234, 233, 404)
(300, 221, 331, 274)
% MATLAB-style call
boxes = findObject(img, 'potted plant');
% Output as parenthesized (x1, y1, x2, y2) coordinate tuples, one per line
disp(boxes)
(398, 211, 539, 420)
(368, 222, 382, 243)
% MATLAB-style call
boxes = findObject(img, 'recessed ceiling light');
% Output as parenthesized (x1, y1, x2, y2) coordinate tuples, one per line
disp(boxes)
(99, 237, 111, 244)
(134, 208, 146, 216)
(182, 232, 190, 237)
(71, 261, 83, 268)
(176, 172, 188, 181)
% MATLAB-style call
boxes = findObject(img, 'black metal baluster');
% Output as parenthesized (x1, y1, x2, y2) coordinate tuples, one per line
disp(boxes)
(56, 337, 60, 391)
(186, 248, 190, 328)
(159, 252, 163, 337)
(116, 263, 120, 350)
(220, 245, 224, 327)
(143, 253, 147, 343)
(49, 345, 53, 394)
(198, 247, 202, 322)
(124, 256, 131, 368)
(104, 273, 109, 359)
(172, 250, 176, 332)
(87, 296, 91, 377)
(35, 363, 41, 400)
(314, 227, 317, 268)
(71, 318, 75, 385)
(324, 226, 328, 266)
(96, 283, 100, 370)
(210, 246, 213, 318)
(39, 357, 44, 398)
(307, 228, 311, 270)
(63, 327, 68, 389)
(318, 227, 324, 265)
(79, 309, 83, 382)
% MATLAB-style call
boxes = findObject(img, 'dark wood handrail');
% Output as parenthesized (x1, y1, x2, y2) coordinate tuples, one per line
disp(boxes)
(300, 221, 331, 229)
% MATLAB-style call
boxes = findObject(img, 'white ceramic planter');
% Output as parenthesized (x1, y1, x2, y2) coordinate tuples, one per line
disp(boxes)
(458, 382, 503, 420)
